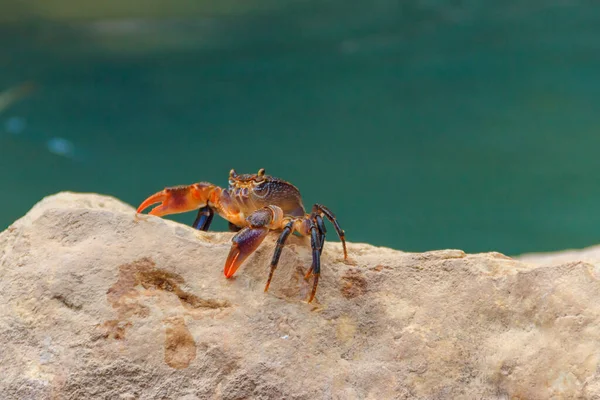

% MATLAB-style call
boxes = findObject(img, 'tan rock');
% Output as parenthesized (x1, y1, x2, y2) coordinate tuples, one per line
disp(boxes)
(518, 244, 600, 267)
(2, 192, 600, 399)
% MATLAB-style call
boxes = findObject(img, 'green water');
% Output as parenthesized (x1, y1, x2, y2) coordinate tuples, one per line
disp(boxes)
(2, 1, 600, 256)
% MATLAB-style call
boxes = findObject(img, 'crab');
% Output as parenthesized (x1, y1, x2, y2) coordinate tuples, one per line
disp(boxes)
(136, 168, 347, 302)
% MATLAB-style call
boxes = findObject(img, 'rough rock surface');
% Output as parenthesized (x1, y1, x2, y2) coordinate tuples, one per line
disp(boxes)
(2, 192, 600, 399)
(519, 244, 600, 267)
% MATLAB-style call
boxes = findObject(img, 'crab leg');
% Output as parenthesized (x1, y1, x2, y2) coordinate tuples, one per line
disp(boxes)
(136, 182, 217, 217)
(192, 206, 214, 231)
(224, 226, 269, 278)
(314, 214, 326, 256)
(224, 206, 284, 278)
(306, 219, 321, 303)
(264, 220, 295, 292)
(304, 213, 326, 278)
(262, 216, 322, 303)
(312, 204, 347, 259)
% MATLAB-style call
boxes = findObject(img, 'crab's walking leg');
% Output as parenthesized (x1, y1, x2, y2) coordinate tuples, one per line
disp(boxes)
(306, 219, 321, 303)
(304, 213, 326, 279)
(312, 204, 347, 259)
(261, 215, 322, 302)
(315, 214, 327, 256)
(224, 206, 284, 278)
(192, 206, 214, 231)
(264, 220, 295, 293)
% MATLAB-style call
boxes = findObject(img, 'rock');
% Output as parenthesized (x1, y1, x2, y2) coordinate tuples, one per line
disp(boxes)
(2, 192, 600, 399)
(518, 244, 600, 267)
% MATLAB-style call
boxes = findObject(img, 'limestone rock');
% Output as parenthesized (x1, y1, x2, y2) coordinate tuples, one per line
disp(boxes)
(2, 192, 600, 399)
(519, 244, 600, 267)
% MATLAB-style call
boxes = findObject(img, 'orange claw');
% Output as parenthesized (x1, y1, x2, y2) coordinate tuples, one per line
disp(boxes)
(136, 183, 215, 217)
(224, 227, 269, 278)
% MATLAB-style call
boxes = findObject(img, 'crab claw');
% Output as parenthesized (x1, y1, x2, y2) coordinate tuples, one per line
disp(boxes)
(137, 183, 215, 216)
(224, 227, 269, 278)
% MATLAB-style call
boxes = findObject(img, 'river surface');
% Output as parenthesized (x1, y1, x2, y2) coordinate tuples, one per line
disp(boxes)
(1, 1, 600, 255)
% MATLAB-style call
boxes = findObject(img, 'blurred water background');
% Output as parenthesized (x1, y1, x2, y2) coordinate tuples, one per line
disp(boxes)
(1, 0, 599, 255)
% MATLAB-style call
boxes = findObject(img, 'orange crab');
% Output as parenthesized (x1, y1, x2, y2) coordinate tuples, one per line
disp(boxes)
(136, 168, 347, 302)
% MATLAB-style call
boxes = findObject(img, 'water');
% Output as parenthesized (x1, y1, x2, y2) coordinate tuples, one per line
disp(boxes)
(2, 1, 600, 256)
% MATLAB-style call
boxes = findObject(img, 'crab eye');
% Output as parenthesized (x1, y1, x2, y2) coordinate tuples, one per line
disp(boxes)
(254, 168, 266, 182)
